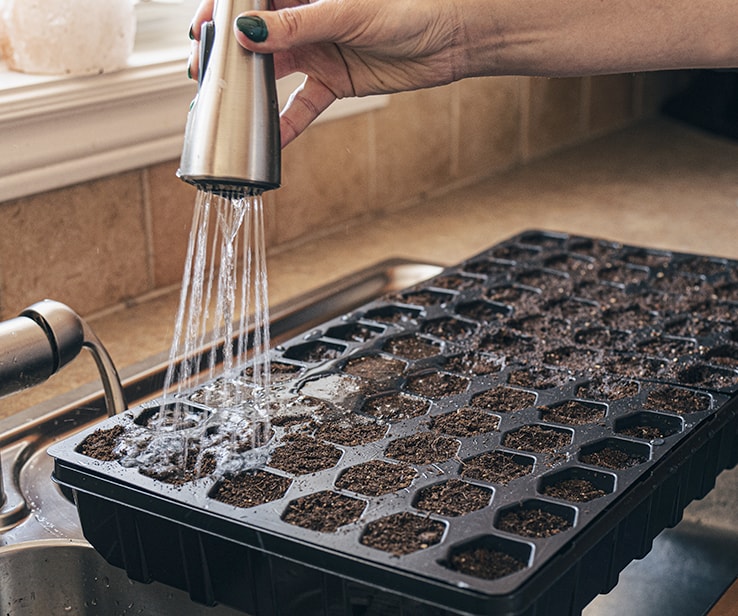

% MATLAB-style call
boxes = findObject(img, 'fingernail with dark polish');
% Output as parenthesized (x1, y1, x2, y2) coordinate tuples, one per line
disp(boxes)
(188, 24, 195, 40)
(236, 15, 268, 42)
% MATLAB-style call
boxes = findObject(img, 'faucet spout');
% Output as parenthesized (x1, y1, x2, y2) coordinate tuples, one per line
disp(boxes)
(177, 0, 281, 196)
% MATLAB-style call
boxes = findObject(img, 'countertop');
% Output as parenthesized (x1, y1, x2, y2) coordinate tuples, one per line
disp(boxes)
(3, 117, 738, 418)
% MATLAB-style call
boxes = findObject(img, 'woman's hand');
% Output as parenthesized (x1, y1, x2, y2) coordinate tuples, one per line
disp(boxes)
(189, 0, 463, 147)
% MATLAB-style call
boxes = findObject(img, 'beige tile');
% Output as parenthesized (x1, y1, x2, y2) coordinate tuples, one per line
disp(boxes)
(374, 86, 454, 209)
(147, 160, 199, 288)
(589, 74, 635, 134)
(526, 77, 586, 159)
(0, 171, 150, 319)
(456, 76, 523, 180)
(274, 113, 372, 245)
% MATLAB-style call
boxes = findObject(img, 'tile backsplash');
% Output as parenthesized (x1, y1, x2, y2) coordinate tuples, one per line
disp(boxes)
(0, 72, 685, 320)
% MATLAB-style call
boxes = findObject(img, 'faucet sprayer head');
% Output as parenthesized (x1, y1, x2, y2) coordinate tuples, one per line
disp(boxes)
(177, 0, 281, 197)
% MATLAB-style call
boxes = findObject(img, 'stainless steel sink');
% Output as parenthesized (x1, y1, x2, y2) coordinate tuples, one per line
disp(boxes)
(0, 540, 245, 616)
(1, 258, 736, 616)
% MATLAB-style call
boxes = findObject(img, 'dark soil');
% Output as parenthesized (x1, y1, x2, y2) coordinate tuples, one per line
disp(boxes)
(428, 274, 484, 291)
(421, 316, 477, 341)
(268, 434, 342, 475)
(542, 345, 603, 372)
(576, 376, 639, 401)
(384, 432, 459, 464)
(497, 506, 572, 538)
(335, 460, 417, 496)
(461, 451, 533, 485)
(540, 400, 606, 425)
(431, 407, 500, 437)
(361, 392, 429, 422)
(139, 448, 216, 486)
(470, 386, 536, 413)
(76, 425, 124, 461)
(618, 424, 668, 440)
(361, 512, 445, 555)
(282, 491, 365, 532)
(363, 305, 421, 325)
(597, 264, 649, 286)
(404, 371, 469, 399)
(244, 361, 302, 382)
(444, 352, 503, 376)
(542, 478, 607, 502)
(478, 328, 536, 356)
(645, 386, 711, 414)
(313, 416, 388, 446)
(507, 366, 571, 390)
(455, 300, 510, 323)
(399, 289, 454, 307)
(325, 322, 383, 343)
(446, 546, 527, 580)
(210, 470, 291, 508)
(414, 480, 492, 516)
(285, 340, 346, 363)
(383, 335, 440, 360)
(580, 446, 647, 470)
(342, 354, 406, 382)
(502, 425, 572, 454)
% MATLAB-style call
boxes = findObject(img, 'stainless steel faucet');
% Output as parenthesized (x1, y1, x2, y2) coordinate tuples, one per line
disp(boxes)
(0, 300, 126, 507)
(177, 0, 281, 196)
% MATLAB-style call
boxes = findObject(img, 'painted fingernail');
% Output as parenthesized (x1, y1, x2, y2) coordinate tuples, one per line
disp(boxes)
(236, 15, 268, 42)
(188, 24, 195, 40)
(187, 63, 192, 80)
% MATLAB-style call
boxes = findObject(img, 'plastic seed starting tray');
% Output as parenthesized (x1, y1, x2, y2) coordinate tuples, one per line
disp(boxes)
(50, 230, 738, 616)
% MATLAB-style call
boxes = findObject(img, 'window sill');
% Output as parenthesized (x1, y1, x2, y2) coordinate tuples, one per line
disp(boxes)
(0, 47, 387, 203)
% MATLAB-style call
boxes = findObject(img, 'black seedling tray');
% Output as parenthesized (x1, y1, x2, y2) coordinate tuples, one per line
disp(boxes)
(50, 230, 738, 616)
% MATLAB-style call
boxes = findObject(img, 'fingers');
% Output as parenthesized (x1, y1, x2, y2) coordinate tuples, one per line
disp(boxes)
(189, 0, 215, 41)
(234, 3, 342, 53)
(279, 76, 338, 147)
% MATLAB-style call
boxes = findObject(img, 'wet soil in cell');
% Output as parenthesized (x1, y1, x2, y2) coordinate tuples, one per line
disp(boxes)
(621, 249, 671, 268)
(312, 416, 388, 447)
(540, 400, 605, 426)
(399, 289, 454, 307)
(645, 386, 711, 414)
(543, 345, 603, 372)
(597, 264, 649, 286)
(604, 355, 668, 380)
(508, 314, 570, 338)
(456, 300, 510, 323)
(414, 480, 492, 517)
(244, 361, 302, 382)
(140, 448, 217, 486)
(714, 281, 738, 301)
(573, 280, 625, 305)
(677, 362, 738, 390)
(444, 352, 503, 376)
(361, 512, 445, 556)
(462, 259, 515, 277)
(485, 286, 541, 309)
(404, 371, 469, 399)
(704, 344, 738, 368)
(431, 407, 500, 437)
(76, 425, 124, 461)
(210, 470, 291, 508)
(543, 254, 595, 277)
(326, 322, 382, 343)
(363, 305, 421, 325)
(461, 451, 533, 485)
(478, 329, 536, 357)
(601, 304, 657, 331)
(471, 386, 536, 413)
(268, 434, 342, 475)
(335, 460, 417, 496)
(286, 341, 345, 363)
(580, 446, 647, 470)
(515, 270, 571, 295)
(362, 392, 429, 422)
(617, 423, 670, 440)
(428, 274, 483, 291)
(342, 354, 406, 382)
(446, 546, 527, 580)
(576, 375, 639, 401)
(282, 491, 365, 532)
(637, 336, 696, 359)
(497, 507, 572, 538)
(503, 425, 571, 454)
(507, 366, 572, 390)
(542, 478, 607, 503)
(421, 317, 478, 341)
(384, 432, 459, 464)
(383, 335, 440, 360)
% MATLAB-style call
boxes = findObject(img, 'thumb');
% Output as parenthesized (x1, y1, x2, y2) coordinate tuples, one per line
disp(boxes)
(233, 4, 337, 52)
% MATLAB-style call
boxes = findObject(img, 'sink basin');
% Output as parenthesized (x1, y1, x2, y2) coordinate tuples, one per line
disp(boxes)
(0, 540, 243, 616)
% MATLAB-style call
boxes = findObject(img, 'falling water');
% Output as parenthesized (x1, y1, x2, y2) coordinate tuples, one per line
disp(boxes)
(158, 188, 272, 443)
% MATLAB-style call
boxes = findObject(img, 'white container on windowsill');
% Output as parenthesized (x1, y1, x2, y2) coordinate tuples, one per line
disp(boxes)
(0, 0, 137, 76)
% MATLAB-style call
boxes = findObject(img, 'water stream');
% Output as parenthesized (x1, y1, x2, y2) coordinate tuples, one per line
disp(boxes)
(124, 189, 273, 477)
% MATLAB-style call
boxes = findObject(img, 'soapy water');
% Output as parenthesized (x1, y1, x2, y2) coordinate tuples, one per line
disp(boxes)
(134, 189, 273, 475)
